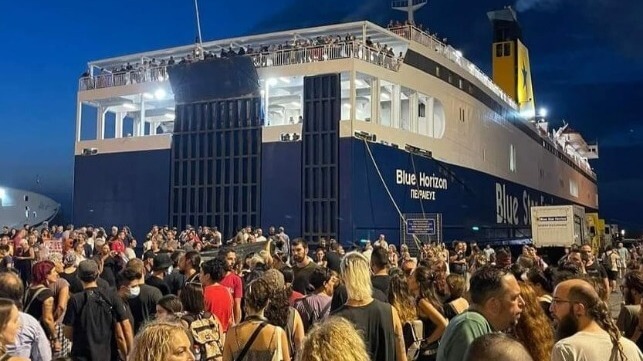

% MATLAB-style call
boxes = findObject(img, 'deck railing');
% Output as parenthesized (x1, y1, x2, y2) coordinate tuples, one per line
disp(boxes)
(79, 41, 401, 91)
(389, 25, 518, 109)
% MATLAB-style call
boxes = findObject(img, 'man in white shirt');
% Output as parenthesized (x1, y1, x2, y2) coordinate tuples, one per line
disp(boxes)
(550, 279, 643, 361)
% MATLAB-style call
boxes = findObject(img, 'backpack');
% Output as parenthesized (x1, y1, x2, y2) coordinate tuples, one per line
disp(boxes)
(296, 296, 331, 332)
(182, 312, 223, 361)
(404, 320, 424, 361)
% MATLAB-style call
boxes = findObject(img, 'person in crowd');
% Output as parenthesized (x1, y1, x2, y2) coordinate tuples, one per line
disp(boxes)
(201, 258, 234, 333)
(550, 279, 643, 360)
(525, 268, 554, 319)
(371, 247, 392, 297)
(59, 253, 84, 294)
(449, 241, 468, 276)
(617, 242, 631, 278)
(13, 240, 34, 289)
(223, 278, 290, 361)
(218, 247, 243, 325)
(579, 244, 610, 297)
(443, 274, 469, 319)
(0, 272, 51, 361)
(281, 267, 304, 305)
(97, 244, 119, 288)
(146, 253, 172, 296)
(618, 270, 643, 339)
(47, 255, 71, 359)
(63, 260, 133, 361)
(0, 298, 27, 361)
(155, 294, 183, 320)
(129, 320, 195, 361)
(119, 263, 162, 333)
(263, 269, 305, 359)
(465, 332, 533, 361)
(388, 271, 422, 360)
(437, 265, 524, 361)
(179, 282, 224, 361)
(407, 266, 447, 360)
(179, 250, 201, 285)
(511, 282, 554, 361)
(314, 248, 327, 268)
(298, 316, 370, 361)
(294, 267, 334, 333)
(165, 251, 186, 295)
(603, 245, 620, 293)
(292, 239, 318, 295)
(24, 261, 59, 352)
(331, 252, 406, 361)
(331, 252, 388, 312)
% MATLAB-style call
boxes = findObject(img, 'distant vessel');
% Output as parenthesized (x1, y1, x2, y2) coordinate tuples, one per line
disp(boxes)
(72, 4, 598, 245)
(0, 187, 60, 228)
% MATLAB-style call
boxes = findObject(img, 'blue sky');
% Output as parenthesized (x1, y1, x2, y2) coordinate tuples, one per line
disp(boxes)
(0, 0, 641, 233)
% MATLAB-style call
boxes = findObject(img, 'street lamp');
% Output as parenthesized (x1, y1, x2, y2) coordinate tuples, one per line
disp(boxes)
(621, 229, 626, 237)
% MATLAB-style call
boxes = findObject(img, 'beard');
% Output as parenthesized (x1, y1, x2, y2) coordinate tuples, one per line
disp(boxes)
(555, 313, 579, 341)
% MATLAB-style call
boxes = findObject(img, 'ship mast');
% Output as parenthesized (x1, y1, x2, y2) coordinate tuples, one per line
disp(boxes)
(391, 0, 428, 24)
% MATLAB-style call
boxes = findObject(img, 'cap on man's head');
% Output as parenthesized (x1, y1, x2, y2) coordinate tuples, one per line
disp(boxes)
(78, 260, 99, 281)
(153, 253, 172, 271)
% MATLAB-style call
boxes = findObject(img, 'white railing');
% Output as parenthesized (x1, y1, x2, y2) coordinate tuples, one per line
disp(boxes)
(79, 41, 401, 91)
(79, 66, 168, 90)
(390, 25, 518, 109)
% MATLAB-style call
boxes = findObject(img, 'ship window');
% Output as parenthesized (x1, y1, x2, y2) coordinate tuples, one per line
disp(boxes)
(432, 98, 446, 139)
(503, 43, 511, 56)
(435, 66, 441, 77)
(400, 87, 413, 131)
(458, 79, 463, 89)
(379, 80, 393, 127)
(496, 44, 503, 57)
(509, 144, 517, 172)
(569, 179, 579, 197)
(24, 195, 28, 202)
(263, 76, 303, 126)
(355, 73, 373, 122)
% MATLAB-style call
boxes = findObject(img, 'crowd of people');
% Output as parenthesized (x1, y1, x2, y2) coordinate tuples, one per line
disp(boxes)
(0, 223, 642, 361)
(80, 30, 404, 90)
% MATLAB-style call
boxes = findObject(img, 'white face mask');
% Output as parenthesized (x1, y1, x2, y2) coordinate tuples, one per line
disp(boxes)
(128, 286, 141, 298)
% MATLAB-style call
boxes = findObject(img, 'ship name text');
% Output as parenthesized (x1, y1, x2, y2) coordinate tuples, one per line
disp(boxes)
(496, 182, 547, 226)
(396, 169, 448, 200)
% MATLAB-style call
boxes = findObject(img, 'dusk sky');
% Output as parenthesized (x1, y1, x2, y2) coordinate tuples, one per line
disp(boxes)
(0, 0, 641, 234)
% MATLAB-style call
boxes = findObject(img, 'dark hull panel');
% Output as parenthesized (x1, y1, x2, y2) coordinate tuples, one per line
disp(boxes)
(73, 150, 171, 239)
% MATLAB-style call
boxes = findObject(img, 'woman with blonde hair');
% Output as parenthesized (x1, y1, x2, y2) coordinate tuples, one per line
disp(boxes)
(511, 282, 554, 361)
(128, 320, 195, 361)
(297, 317, 370, 361)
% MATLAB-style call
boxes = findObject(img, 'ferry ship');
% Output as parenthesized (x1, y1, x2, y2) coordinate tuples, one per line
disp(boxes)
(0, 186, 60, 228)
(72, 3, 598, 246)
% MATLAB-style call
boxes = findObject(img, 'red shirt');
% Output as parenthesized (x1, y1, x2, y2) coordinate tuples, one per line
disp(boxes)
(220, 273, 243, 300)
(203, 284, 234, 332)
(289, 290, 305, 306)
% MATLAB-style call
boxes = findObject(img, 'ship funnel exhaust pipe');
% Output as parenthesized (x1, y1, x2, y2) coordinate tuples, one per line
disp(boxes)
(488, 7, 536, 118)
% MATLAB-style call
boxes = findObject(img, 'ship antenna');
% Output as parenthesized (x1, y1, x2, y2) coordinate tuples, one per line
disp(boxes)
(391, 0, 428, 24)
(193, 0, 204, 56)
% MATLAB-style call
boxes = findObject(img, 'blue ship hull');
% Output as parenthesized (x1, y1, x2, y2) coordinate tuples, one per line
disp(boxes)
(73, 138, 593, 245)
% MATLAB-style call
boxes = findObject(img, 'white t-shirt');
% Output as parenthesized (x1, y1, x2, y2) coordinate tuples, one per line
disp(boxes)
(552, 330, 643, 361)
